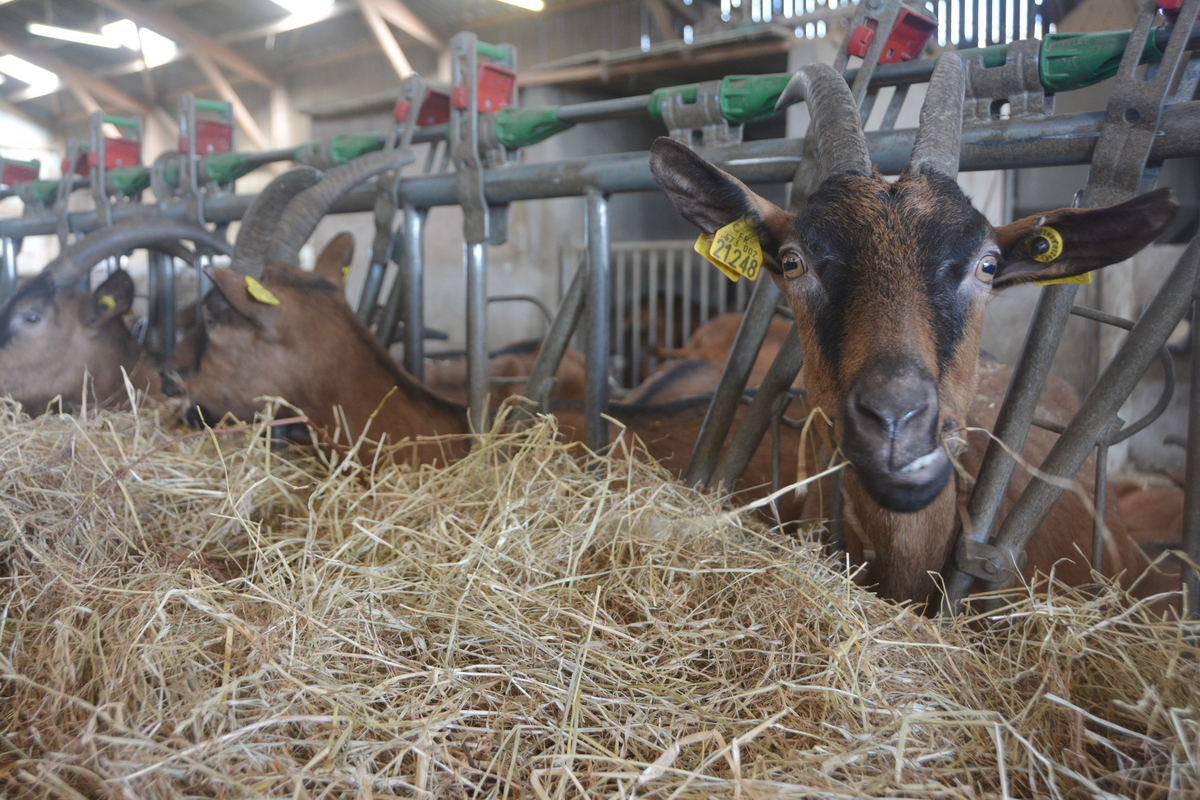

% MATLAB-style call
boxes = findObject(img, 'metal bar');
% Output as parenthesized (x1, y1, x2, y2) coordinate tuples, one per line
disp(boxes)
(523, 260, 589, 415)
(465, 242, 489, 434)
(356, 260, 388, 323)
(989, 237, 1200, 569)
(1092, 436, 1110, 579)
(939, 284, 1080, 611)
(647, 249, 659, 376)
(584, 187, 611, 455)
(664, 248, 676, 351)
(683, 275, 783, 488)
(631, 250, 642, 384)
(1187, 290, 1200, 619)
(710, 323, 804, 490)
(6, 104, 1200, 239)
(0, 238, 16, 305)
(401, 206, 426, 381)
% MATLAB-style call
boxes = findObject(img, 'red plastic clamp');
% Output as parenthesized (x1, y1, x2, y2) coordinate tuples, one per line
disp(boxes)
(450, 63, 516, 114)
(1, 160, 39, 185)
(394, 87, 452, 126)
(847, 5, 938, 64)
(179, 119, 234, 154)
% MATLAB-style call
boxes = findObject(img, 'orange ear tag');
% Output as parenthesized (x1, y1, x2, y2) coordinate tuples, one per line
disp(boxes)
(1030, 226, 1090, 285)
(245, 276, 281, 305)
(696, 217, 763, 283)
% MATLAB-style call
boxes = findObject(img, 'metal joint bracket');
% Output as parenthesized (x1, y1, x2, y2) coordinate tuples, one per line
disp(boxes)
(661, 81, 744, 147)
(962, 38, 1053, 124)
(954, 536, 1021, 584)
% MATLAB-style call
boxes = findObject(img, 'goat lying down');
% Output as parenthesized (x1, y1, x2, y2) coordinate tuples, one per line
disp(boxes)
(162, 249, 807, 524)
(648, 54, 1178, 605)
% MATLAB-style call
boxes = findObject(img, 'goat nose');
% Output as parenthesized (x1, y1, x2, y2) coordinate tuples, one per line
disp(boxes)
(846, 370, 940, 466)
(160, 370, 182, 398)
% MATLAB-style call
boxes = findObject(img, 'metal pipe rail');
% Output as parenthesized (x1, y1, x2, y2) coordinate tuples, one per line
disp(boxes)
(4, 102, 1199, 241)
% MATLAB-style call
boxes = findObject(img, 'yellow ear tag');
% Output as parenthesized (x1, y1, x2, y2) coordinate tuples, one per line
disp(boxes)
(705, 217, 763, 282)
(341, 265, 350, 284)
(1030, 225, 1090, 285)
(245, 276, 281, 305)
(98, 294, 116, 312)
(694, 233, 741, 282)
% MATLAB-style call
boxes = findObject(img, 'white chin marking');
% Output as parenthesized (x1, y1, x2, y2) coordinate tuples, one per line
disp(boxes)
(899, 450, 941, 474)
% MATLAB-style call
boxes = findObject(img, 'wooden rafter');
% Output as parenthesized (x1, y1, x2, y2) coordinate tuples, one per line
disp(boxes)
(190, 52, 271, 150)
(368, 0, 444, 50)
(91, 0, 280, 89)
(356, 0, 414, 80)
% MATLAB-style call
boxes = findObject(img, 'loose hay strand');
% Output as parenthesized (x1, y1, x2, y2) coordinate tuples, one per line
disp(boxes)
(0, 397, 1196, 799)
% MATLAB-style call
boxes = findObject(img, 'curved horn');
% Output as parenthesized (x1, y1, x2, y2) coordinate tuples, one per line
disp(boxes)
(265, 149, 417, 269)
(228, 165, 322, 277)
(774, 63, 872, 182)
(907, 54, 966, 180)
(44, 219, 233, 287)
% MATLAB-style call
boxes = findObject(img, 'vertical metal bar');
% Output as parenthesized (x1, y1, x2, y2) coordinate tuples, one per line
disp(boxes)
(647, 250, 659, 376)
(377, 256, 405, 351)
(699, 261, 710, 326)
(523, 261, 589, 417)
(0, 237, 16, 304)
(683, 275, 783, 487)
(584, 187, 611, 454)
(401, 206, 426, 382)
(147, 251, 176, 359)
(631, 250, 642, 385)
(356, 260, 388, 323)
(682, 249, 693, 342)
(613, 251, 626, 384)
(665, 248, 676, 351)
(1186, 293, 1200, 619)
(1092, 438, 1109, 579)
(465, 242, 489, 434)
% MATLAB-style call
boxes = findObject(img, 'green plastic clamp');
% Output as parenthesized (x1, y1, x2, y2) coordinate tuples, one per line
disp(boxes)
(719, 73, 792, 125)
(476, 41, 508, 61)
(162, 159, 181, 189)
(647, 83, 699, 121)
(22, 180, 61, 205)
(193, 98, 231, 113)
(110, 165, 150, 195)
(1039, 28, 1164, 93)
(494, 107, 573, 149)
(204, 152, 253, 184)
(954, 43, 1009, 68)
(103, 115, 140, 130)
(330, 133, 385, 165)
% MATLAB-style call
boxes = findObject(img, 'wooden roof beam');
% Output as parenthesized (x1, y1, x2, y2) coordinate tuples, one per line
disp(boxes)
(191, 52, 271, 151)
(356, 0, 414, 80)
(91, 0, 280, 89)
(367, 0, 444, 50)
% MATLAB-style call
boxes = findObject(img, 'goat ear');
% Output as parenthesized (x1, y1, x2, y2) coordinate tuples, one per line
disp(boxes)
(650, 137, 792, 258)
(88, 270, 134, 326)
(992, 187, 1178, 289)
(204, 266, 280, 321)
(314, 232, 354, 288)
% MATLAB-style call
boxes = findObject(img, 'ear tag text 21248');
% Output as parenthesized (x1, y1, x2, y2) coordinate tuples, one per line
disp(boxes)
(693, 217, 762, 283)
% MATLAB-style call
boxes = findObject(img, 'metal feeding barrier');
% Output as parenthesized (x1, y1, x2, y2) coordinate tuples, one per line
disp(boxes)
(1, 0, 1198, 614)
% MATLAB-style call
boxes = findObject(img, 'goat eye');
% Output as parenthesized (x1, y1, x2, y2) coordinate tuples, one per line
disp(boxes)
(781, 253, 806, 279)
(975, 256, 998, 283)
(23, 312, 40, 324)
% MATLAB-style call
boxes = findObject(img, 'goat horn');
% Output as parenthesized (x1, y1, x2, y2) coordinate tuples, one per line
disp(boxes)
(44, 219, 233, 288)
(228, 165, 323, 277)
(265, 148, 417, 270)
(907, 54, 966, 180)
(775, 63, 872, 182)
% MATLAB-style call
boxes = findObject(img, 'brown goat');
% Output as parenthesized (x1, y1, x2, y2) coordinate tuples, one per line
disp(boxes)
(649, 56, 1178, 605)
(164, 254, 806, 522)
(423, 339, 587, 411)
(626, 311, 803, 403)
(0, 270, 161, 411)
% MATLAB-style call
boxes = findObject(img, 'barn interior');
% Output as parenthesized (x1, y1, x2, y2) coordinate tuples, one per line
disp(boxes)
(1, 0, 1199, 794)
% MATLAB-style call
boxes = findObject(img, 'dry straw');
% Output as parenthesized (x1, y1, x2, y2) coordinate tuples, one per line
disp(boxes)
(0, 397, 1196, 799)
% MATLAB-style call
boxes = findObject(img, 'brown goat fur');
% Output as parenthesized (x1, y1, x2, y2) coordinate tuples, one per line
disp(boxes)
(0, 270, 161, 411)
(650, 135, 1178, 605)
(423, 339, 587, 411)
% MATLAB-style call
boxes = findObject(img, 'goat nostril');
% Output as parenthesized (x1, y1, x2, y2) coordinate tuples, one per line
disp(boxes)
(896, 400, 929, 430)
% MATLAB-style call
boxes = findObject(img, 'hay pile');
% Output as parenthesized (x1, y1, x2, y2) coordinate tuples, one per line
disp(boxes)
(0, 398, 1196, 799)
